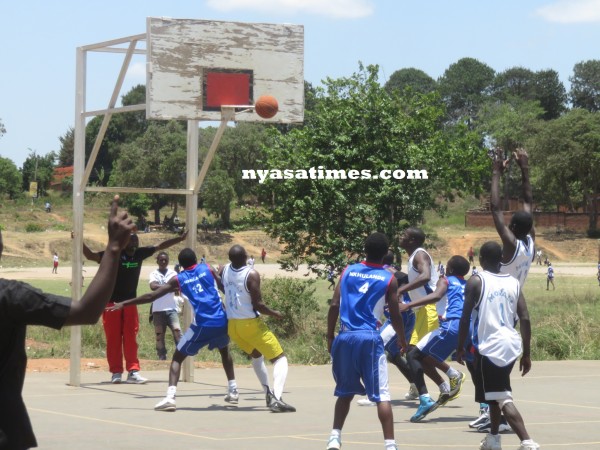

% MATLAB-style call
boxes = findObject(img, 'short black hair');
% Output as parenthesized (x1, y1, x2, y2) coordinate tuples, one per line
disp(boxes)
(156, 251, 169, 261)
(510, 211, 533, 238)
(446, 255, 470, 277)
(479, 241, 502, 267)
(364, 232, 389, 261)
(178, 248, 197, 268)
(382, 250, 395, 266)
(228, 244, 247, 267)
(406, 227, 426, 247)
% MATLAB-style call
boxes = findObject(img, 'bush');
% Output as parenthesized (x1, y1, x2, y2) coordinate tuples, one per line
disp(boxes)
(261, 276, 320, 338)
(25, 223, 44, 232)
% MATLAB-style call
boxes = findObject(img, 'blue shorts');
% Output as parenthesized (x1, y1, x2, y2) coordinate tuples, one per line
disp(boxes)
(381, 311, 416, 357)
(416, 318, 460, 362)
(331, 330, 390, 402)
(177, 323, 229, 356)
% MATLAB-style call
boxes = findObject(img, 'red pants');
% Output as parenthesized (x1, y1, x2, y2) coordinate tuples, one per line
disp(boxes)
(102, 303, 140, 373)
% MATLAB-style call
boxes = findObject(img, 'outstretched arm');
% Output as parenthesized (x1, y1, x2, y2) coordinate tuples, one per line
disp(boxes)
(514, 148, 535, 241)
(65, 196, 135, 325)
(82, 242, 103, 264)
(491, 156, 517, 261)
(154, 229, 188, 252)
(399, 277, 447, 311)
(108, 277, 180, 310)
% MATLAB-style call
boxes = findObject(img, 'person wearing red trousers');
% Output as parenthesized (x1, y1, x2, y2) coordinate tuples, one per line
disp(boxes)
(83, 230, 187, 384)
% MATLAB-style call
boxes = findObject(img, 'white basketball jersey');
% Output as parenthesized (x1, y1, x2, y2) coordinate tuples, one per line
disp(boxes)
(222, 264, 257, 319)
(472, 271, 522, 367)
(407, 248, 440, 311)
(500, 234, 534, 287)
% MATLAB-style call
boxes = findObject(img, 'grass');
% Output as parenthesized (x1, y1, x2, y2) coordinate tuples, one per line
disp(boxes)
(24, 274, 600, 364)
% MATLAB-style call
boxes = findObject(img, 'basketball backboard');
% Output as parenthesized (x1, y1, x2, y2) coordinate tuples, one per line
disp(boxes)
(146, 18, 304, 123)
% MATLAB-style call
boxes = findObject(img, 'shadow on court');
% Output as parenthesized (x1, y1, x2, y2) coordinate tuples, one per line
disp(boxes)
(24, 361, 600, 449)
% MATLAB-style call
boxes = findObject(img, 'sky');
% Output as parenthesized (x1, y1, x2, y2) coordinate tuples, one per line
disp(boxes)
(1, 0, 600, 168)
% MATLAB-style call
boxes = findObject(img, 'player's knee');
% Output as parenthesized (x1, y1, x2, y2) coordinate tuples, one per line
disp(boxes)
(408, 347, 425, 362)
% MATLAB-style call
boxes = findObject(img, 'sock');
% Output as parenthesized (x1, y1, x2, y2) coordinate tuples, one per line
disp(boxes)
(439, 381, 450, 393)
(419, 393, 431, 401)
(252, 356, 270, 393)
(228, 379, 238, 392)
(480, 402, 489, 411)
(329, 429, 341, 441)
(384, 439, 397, 450)
(521, 439, 535, 445)
(446, 367, 460, 378)
(273, 356, 289, 400)
(166, 385, 176, 398)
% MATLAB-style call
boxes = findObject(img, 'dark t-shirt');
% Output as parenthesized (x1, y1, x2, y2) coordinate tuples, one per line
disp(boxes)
(0, 279, 71, 450)
(98, 247, 155, 302)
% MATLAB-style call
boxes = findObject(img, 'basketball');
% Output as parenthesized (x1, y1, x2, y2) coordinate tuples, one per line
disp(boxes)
(255, 95, 279, 119)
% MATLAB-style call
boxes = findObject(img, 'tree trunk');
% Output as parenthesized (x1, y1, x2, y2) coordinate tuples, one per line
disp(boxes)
(589, 190, 598, 232)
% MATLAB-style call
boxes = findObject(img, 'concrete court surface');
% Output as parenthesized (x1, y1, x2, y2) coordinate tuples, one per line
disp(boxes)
(24, 360, 600, 449)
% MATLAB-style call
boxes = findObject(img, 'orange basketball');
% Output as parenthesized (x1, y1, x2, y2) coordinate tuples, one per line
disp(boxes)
(255, 95, 279, 119)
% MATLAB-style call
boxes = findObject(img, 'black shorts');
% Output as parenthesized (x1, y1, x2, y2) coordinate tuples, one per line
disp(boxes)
(472, 351, 516, 404)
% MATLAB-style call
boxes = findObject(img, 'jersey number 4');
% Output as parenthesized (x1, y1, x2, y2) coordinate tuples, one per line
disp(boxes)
(358, 281, 370, 294)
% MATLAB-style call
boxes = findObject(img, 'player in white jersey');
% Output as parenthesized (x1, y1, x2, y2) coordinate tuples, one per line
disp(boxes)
(398, 227, 446, 399)
(491, 148, 535, 287)
(456, 241, 540, 450)
(220, 245, 295, 413)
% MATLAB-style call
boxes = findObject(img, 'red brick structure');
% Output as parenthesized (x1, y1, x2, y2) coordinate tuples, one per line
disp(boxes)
(50, 166, 74, 192)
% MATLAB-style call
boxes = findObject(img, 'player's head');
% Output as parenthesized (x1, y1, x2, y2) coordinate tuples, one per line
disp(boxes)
(509, 211, 533, 239)
(478, 241, 502, 272)
(125, 233, 139, 255)
(156, 251, 169, 268)
(178, 248, 197, 269)
(364, 232, 389, 263)
(399, 227, 426, 250)
(446, 255, 470, 277)
(228, 244, 248, 268)
(382, 250, 395, 266)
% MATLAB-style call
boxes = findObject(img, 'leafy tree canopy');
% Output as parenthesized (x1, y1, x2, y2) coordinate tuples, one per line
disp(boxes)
(261, 64, 487, 272)
(385, 68, 437, 96)
(570, 60, 600, 112)
(0, 156, 22, 199)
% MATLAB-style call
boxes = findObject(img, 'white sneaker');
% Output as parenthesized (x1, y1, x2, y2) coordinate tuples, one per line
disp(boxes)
(518, 442, 540, 450)
(224, 389, 239, 404)
(326, 436, 341, 450)
(357, 397, 376, 406)
(126, 371, 148, 384)
(404, 383, 419, 400)
(470, 408, 490, 428)
(110, 373, 122, 384)
(479, 433, 502, 450)
(154, 397, 176, 412)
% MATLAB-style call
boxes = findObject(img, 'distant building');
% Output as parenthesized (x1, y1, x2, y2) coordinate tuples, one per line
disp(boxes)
(50, 166, 74, 192)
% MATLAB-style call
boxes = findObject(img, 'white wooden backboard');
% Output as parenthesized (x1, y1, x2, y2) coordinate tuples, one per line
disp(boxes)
(146, 18, 304, 123)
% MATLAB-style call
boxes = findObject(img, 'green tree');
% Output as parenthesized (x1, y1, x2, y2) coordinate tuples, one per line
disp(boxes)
(438, 57, 495, 126)
(529, 108, 600, 233)
(534, 69, 567, 120)
(110, 121, 187, 224)
(21, 151, 56, 197)
(385, 68, 437, 96)
(201, 170, 236, 228)
(57, 127, 75, 167)
(261, 64, 487, 272)
(0, 156, 22, 198)
(570, 60, 600, 112)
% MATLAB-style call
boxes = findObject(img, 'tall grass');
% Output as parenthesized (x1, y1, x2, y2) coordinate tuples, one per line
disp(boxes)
(22, 273, 600, 363)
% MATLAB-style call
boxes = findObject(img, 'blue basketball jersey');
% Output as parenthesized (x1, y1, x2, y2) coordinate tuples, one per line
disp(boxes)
(339, 262, 393, 331)
(443, 275, 466, 320)
(177, 264, 227, 328)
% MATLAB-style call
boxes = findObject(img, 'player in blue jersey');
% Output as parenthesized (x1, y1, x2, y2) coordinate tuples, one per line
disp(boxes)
(401, 255, 470, 422)
(108, 248, 238, 412)
(456, 242, 539, 450)
(326, 233, 407, 450)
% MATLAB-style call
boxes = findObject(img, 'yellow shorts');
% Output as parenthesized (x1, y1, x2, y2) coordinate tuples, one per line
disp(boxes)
(410, 304, 439, 346)
(228, 317, 283, 360)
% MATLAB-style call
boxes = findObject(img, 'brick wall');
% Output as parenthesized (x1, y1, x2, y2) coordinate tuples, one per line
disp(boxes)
(465, 211, 594, 231)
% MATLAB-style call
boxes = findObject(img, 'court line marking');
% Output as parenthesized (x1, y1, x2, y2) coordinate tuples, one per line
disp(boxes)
(30, 407, 600, 446)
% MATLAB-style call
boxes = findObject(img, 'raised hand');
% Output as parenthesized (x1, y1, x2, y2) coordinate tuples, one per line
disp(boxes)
(107, 195, 136, 252)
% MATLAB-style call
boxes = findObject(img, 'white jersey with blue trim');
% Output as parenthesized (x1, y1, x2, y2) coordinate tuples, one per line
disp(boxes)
(472, 271, 522, 367)
(221, 264, 257, 319)
(407, 248, 439, 310)
(339, 262, 393, 331)
(500, 234, 534, 287)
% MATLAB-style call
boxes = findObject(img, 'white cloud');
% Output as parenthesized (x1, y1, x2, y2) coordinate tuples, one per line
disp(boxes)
(205, 0, 374, 19)
(125, 62, 146, 81)
(536, 0, 600, 23)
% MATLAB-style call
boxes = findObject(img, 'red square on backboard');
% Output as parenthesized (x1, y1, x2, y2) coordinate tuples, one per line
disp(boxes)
(204, 70, 253, 110)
